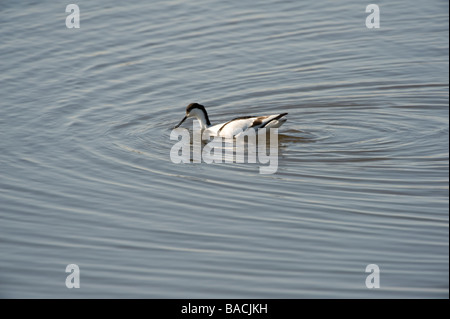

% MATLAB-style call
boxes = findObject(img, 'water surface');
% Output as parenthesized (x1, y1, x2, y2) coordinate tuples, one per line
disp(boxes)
(0, 0, 448, 298)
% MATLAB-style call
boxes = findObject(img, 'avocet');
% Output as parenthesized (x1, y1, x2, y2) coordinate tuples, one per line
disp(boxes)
(174, 103, 287, 138)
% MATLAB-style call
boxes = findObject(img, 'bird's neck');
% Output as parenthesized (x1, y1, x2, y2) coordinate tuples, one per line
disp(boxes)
(193, 110, 211, 129)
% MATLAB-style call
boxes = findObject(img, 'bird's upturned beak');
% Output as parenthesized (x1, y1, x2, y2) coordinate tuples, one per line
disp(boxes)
(174, 115, 187, 128)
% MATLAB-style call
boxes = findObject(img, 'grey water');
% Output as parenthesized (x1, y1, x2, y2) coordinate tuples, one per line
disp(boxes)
(0, 0, 448, 298)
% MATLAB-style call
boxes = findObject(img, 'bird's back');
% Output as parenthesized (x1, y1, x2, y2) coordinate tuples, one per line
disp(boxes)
(206, 113, 287, 138)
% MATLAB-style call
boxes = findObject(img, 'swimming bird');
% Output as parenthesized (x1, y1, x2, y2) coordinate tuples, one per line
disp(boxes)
(174, 103, 287, 138)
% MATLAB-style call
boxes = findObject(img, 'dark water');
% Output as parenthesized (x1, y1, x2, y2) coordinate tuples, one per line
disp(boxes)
(0, 0, 448, 298)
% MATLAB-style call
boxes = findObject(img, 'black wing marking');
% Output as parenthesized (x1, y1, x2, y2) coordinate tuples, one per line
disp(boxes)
(261, 113, 288, 128)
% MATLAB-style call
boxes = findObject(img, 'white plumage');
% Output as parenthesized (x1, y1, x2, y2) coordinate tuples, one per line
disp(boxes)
(174, 103, 288, 138)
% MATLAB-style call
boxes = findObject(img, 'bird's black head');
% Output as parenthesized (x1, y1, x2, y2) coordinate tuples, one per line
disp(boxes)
(186, 103, 206, 115)
(174, 103, 211, 128)
(186, 103, 210, 126)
